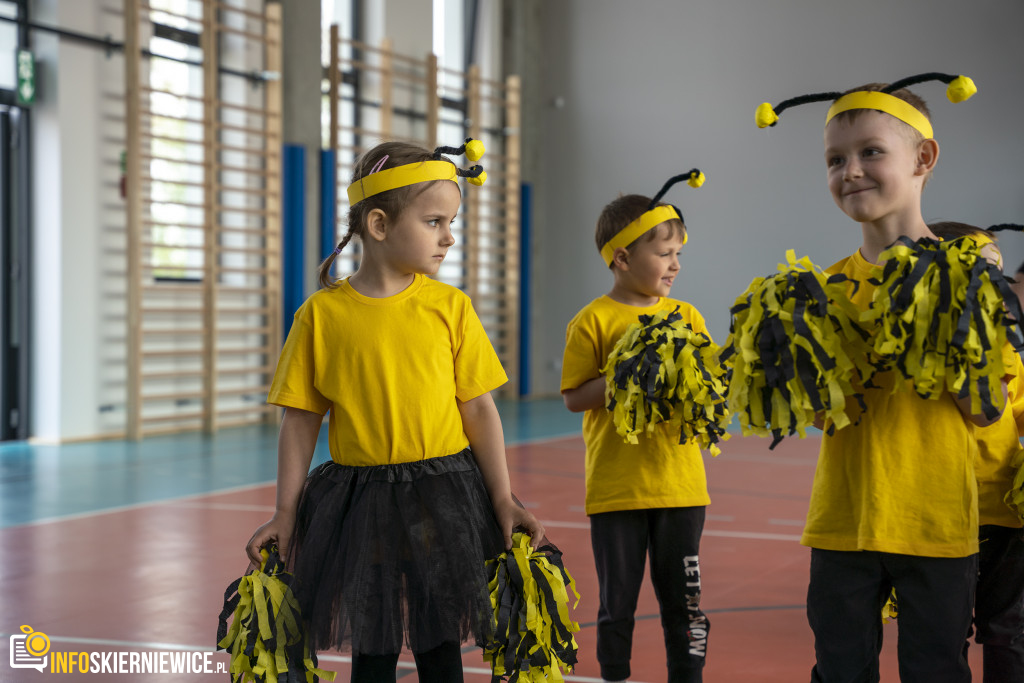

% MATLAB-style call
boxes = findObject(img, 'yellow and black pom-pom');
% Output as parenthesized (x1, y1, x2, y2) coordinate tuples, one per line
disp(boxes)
(602, 307, 731, 455)
(881, 588, 899, 624)
(1003, 448, 1024, 523)
(863, 236, 1024, 420)
(483, 533, 580, 682)
(720, 250, 876, 448)
(217, 548, 336, 683)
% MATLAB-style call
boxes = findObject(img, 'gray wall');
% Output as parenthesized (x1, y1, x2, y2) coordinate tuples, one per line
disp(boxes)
(527, 0, 1024, 396)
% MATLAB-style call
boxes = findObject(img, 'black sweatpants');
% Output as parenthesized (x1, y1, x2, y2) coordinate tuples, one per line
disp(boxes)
(807, 548, 977, 683)
(975, 524, 1024, 682)
(350, 641, 463, 683)
(590, 506, 708, 683)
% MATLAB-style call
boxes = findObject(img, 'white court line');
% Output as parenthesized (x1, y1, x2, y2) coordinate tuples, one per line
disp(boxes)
(10, 480, 274, 529)
(543, 520, 803, 542)
(706, 514, 735, 521)
(704, 529, 802, 542)
(3, 433, 586, 530)
(1, 634, 628, 682)
(768, 518, 807, 527)
(541, 519, 591, 529)
(173, 501, 276, 512)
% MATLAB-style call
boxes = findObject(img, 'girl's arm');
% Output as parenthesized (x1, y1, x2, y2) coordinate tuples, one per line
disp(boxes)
(458, 392, 545, 549)
(562, 376, 606, 413)
(245, 407, 324, 565)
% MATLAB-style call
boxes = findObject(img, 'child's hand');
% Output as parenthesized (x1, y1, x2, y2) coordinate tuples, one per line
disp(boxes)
(245, 512, 296, 568)
(494, 497, 546, 550)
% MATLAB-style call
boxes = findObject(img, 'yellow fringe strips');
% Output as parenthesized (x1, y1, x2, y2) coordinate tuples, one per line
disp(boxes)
(483, 532, 581, 682)
(881, 588, 899, 624)
(217, 548, 336, 683)
(602, 307, 732, 455)
(720, 250, 876, 448)
(862, 236, 1024, 420)
(1003, 448, 1024, 523)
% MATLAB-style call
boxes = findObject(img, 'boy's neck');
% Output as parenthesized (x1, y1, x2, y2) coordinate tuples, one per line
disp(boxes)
(858, 210, 934, 264)
(606, 281, 661, 307)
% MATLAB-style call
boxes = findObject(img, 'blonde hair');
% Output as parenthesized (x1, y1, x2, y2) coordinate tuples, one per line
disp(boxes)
(830, 82, 933, 143)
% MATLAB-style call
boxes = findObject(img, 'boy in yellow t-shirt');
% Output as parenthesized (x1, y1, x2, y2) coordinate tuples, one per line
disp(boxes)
(561, 172, 711, 683)
(930, 222, 1024, 682)
(757, 74, 1003, 682)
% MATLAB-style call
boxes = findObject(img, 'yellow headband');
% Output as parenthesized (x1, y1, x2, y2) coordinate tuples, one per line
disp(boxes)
(347, 160, 458, 205)
(600, 205, 685, 267)
(346, 139, 487, 205)
(826, 91, 933, 138)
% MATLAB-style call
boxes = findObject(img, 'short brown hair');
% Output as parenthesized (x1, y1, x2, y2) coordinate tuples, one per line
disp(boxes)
(595, 194, 686, 266)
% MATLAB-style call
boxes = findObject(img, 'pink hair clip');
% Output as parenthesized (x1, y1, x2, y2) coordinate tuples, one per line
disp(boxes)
(368, 154, 389, 175)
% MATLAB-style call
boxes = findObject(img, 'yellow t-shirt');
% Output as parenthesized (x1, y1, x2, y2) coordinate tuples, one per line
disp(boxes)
(801, 249, 979, 557)
(976, 353, 1024, 528)
(560, 295, 711, 515)
(268, 274, 507, 465)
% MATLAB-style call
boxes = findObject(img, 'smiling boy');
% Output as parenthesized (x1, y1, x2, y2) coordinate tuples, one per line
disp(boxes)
(794, 82, 998, 683)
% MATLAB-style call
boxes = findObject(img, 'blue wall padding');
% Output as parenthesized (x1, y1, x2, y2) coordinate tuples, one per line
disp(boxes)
(282, 144, 306, 338)
(320, 148, 337, 261)
(519, 182, 532, 396)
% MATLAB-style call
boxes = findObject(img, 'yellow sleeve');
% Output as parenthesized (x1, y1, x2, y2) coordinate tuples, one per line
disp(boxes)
(1009, 354, 1024, 435)
(453, 296, 507, 402)
(267, 307, 331, 415)
(561, 314, 600, 392)
(685, 305, 711, 341)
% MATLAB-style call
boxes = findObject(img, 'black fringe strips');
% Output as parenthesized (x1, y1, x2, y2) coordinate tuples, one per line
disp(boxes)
(482, 532, 580, 682)
(863, 236, 1024, 420)
(602, 307, 731, 455)
(1004, 448, 1024, 523)
(720, 251, 875, 448)
(217, 548, 335, 683)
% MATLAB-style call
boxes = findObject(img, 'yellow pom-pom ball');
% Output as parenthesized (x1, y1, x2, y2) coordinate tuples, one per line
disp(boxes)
(755, 102, 779, 128)
(469, 171, 487, 186)
(687, 171, 706, 188)
(946, 75, 977, 103)
(465, 139, 485, 161)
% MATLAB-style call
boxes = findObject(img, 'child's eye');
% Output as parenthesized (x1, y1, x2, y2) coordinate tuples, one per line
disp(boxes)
(427, 219, 440, 227)
(862, 147, 881, 157)
(827, 156, 843, 168)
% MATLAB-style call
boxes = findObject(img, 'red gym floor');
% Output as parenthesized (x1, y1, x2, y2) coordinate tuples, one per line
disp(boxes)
(0, 432, 986, 682)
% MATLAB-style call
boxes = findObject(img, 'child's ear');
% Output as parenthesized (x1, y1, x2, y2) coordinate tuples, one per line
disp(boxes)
(612, 247, 630, 270)
(366, 208, 388, 242)
(914, 138, 940, 176)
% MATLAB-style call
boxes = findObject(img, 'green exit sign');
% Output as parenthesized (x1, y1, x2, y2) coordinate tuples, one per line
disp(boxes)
(16, 49, 35, 106)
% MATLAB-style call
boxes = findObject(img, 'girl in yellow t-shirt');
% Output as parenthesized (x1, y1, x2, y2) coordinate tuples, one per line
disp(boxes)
(244, 140, 543, 682)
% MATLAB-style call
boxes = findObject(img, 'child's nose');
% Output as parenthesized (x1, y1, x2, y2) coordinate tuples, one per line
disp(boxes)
(843, 158, 863, 180)
(440, 225, 455, 247)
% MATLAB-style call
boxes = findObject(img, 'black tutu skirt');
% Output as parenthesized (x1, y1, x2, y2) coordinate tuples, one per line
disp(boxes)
(289, 448, 505, 656)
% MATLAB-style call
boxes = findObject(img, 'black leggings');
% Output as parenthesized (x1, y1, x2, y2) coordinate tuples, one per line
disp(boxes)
(350, 641, 463, 683)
